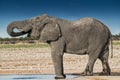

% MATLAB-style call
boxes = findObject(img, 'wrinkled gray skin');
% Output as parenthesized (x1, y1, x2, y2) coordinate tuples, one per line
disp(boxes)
(7, 14, 111, 79)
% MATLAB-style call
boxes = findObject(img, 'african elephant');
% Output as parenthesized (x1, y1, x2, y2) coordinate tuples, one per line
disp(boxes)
(7, 14, 111, 79)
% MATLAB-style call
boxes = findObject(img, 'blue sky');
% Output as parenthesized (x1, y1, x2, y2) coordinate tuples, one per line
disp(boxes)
(0, 0, 120, 38)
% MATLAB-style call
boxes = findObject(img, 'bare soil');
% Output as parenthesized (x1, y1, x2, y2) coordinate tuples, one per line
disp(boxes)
(0, 45, 120, 80)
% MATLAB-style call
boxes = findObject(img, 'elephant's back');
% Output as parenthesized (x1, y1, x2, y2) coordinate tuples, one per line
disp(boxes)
(73, 17, 108, 28)
(73, 17, 95, 26)
(73, 17, 110, 34)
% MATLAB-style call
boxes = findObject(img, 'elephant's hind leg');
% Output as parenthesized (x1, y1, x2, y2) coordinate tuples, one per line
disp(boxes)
(81, 55, 98, 76)
(81, 48, 102, 76)
(99, 46, 111, 75)
(81, 43, 106, 76)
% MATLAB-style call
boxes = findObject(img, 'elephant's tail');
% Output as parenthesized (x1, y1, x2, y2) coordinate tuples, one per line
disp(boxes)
(110, 35, 113, 58)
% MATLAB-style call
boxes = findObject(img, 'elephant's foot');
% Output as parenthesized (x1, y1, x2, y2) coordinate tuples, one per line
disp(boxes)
(55, 74, 66, 79)
(81, 72, 93, 76)
(81, 70, 93, 76)
(99, 69, 111, 76)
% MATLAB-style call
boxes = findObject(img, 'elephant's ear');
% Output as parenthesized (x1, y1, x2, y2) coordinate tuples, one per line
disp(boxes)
(40, 23, 61, 42)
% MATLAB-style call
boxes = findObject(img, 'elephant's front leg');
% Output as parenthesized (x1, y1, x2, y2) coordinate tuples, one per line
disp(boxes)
(51, 51, 65, 79)
(51, 41, 66, 79)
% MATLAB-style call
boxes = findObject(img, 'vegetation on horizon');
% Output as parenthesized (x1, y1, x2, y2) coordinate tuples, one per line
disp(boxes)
(0, 43, 49, 49)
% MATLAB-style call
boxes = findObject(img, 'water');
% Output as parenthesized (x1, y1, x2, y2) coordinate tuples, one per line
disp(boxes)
(0, 74, 78, 80)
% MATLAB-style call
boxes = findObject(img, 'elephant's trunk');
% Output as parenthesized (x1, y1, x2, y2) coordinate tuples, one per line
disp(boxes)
(7, 21, 27, 37)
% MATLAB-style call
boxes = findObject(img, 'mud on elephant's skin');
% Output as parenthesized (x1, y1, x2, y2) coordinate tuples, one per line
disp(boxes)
(7, 14, 112, 79)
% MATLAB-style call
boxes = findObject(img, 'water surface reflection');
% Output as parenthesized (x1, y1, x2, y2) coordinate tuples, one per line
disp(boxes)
(0, 74, 78, 80)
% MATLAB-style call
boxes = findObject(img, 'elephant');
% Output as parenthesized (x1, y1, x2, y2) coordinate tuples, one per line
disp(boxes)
(7, 14, 112, 79)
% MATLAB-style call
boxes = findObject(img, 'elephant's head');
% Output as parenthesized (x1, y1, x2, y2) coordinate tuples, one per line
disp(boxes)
(7, 14, 48, 37)
(30, 17, 61, 43)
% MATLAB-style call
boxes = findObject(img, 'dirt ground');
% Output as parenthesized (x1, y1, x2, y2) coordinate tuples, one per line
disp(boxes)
(0, 45, 120, 80)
